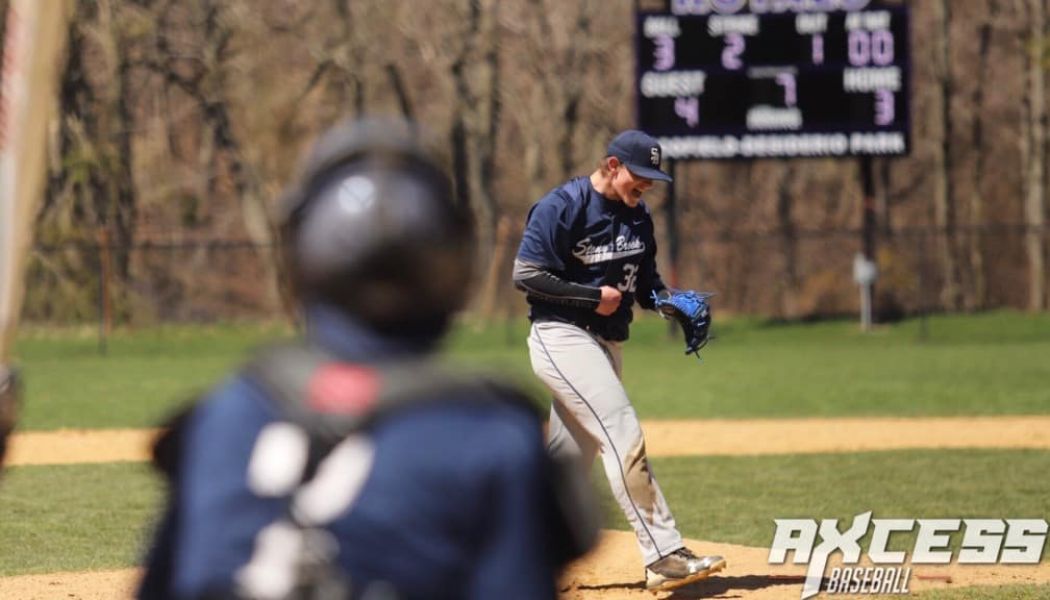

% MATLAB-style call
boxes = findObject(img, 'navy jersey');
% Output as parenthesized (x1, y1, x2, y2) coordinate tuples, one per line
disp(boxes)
(517, 177, 666, 341)
(139, 305, 563, 600)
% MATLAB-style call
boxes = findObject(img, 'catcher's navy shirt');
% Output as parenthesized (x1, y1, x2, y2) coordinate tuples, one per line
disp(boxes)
(517, 176, 666, 341)
(139, 304, 561, 600)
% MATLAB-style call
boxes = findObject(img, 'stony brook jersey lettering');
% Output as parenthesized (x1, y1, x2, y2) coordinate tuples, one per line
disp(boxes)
(518, 176, 666, 341)
(572, 235, 647, 266)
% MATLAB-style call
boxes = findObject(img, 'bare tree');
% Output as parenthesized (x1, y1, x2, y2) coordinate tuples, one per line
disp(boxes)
(19, 0, 1050, 322)
(932, 0, 962, 310)
(34, 0, 150, 319)
(961, 0, 1003, 311)
(146, 0, 281, 307)
(1022, 0, 1047, 311)
(776, 163, 799, 317)
(443, 0, 503, 314)
(523, 0, 598, 178)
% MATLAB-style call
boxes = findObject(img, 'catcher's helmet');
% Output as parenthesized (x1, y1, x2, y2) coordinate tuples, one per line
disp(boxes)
(280, 118, 474, 336)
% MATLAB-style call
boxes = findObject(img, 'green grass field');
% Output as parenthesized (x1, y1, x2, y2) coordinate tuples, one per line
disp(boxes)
(12, 311, 1050, 430)
(897, 585, 1050, 599)
(596, 449, 1050, 552)
(0, 464, 162, 575)
(3, 449, 1047, 577)
(2, 312, 1048, 597)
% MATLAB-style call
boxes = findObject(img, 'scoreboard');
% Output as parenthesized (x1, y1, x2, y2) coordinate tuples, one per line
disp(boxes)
(635, 0, 910, 159)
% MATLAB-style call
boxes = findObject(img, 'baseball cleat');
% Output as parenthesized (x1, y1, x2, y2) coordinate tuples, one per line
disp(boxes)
(645, 548, 726, 592)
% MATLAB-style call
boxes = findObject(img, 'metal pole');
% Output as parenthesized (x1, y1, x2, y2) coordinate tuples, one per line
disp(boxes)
(665, 158, 680, 289)
(859, 282, 872, 331)
(917, 231, 929, 342)
(664, 159, 680, 339)
(96, 228, 111, 355)
(859, 156, 877, 331)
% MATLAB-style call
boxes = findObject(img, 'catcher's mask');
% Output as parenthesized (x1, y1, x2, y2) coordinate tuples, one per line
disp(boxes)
(279, 119, 474, 337)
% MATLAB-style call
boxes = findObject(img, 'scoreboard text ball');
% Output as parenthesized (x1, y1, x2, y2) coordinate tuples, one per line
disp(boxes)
(635, 0, 910, 160)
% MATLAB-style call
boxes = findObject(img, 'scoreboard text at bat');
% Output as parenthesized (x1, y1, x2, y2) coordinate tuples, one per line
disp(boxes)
(635, 0, 911, 160)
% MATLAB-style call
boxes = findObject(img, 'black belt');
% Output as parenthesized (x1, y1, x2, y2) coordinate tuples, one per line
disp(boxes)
(535, 316, 628, 342)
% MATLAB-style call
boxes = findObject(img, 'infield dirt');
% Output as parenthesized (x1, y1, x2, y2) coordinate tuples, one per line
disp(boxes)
(8, 415, 1050, 466)
(3, 417, 1050, 599)
(2, 530, 1049, 599)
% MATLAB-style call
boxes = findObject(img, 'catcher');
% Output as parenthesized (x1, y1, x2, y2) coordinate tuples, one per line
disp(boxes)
(513, 129, 723, 592)
(139, 119, 597, 600)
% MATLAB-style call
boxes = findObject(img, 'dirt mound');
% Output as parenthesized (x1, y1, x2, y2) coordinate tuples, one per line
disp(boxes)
(563, 531, 1050, 599)
(0, 568, 139, 600)
(3, 532, 1048, 599)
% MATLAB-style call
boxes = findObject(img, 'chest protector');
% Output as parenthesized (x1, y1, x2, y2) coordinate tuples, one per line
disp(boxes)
(148, 341, 598, 600)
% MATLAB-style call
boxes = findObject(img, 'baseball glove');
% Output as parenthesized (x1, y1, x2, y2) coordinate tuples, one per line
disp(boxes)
(652, 289, 713, 359)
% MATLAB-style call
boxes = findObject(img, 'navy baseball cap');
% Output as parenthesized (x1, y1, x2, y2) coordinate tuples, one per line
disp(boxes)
(606, 130, 672, 182)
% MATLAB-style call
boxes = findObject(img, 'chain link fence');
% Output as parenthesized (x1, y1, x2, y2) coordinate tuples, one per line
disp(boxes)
(24, 239, 285, 326)
(21, 226, 1049, 334)
(677, 226, 1045, 320)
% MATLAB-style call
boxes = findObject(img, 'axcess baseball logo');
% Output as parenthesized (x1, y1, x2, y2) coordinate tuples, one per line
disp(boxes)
(769, 512, 1049, 598)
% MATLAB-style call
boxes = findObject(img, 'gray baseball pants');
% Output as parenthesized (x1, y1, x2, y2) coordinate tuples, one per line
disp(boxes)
(527, 320, 684, 566)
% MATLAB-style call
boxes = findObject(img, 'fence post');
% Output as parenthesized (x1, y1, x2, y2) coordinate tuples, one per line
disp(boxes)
(916, 231, 929, 342)
(96, 227, 112, 355)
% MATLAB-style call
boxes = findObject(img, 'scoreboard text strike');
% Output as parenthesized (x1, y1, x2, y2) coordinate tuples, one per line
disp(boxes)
(635, 0, 910, 160)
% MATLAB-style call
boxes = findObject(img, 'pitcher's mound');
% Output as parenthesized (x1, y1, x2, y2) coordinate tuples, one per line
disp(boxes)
(560, 530, 808, 599)
(562, 530, 1050, 599)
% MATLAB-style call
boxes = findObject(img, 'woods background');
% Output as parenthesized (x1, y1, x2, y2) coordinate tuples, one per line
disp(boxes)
(5, 0, 1049, 325)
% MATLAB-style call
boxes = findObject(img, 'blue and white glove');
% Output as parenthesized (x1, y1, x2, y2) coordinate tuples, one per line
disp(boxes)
(652, 289, 713, 359)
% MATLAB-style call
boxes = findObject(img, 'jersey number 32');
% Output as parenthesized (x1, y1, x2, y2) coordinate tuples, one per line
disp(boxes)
(617, 264, 639, 293)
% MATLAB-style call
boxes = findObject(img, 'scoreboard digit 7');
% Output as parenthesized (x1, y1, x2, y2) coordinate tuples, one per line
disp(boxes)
(635, 0, 911, 159)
